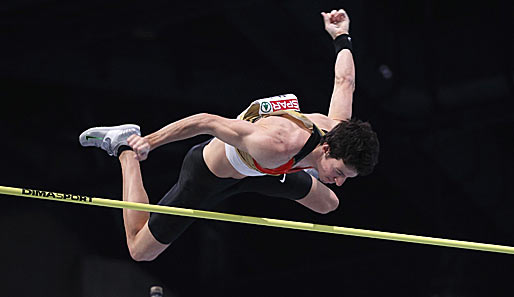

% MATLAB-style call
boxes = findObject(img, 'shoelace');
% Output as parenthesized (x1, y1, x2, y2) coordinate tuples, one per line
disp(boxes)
(106, 128, 139, 155)
(97, 128, 139, 155)
(101, 137, 112, 154)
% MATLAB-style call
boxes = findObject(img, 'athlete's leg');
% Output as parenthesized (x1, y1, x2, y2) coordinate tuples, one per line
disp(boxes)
(79, 124, 169, 261)
(224, 171, 338, 214)
(118, 150, 169, 261)
(295, 176, 339, 214)
(147, 141, 240, 245)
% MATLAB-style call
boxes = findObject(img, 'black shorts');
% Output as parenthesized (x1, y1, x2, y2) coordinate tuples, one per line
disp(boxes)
(148, 140, 313, 244)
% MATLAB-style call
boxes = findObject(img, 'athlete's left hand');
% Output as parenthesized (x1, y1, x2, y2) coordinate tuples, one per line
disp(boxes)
(127, 134, 150, 161)
(321, 9, 350, 40)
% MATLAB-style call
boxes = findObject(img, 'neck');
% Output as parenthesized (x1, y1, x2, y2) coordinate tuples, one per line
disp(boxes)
(295, 145, 322, 170)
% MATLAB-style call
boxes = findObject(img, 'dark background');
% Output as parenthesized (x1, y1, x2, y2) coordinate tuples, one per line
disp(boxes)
(1, 0, 513, 296)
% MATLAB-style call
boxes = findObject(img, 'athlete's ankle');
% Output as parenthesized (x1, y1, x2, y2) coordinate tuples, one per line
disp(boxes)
(118, 148, 136, 160)
(117, 145, 133, 156)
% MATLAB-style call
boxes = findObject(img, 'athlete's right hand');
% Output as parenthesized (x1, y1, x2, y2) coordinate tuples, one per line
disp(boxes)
(128, 134, 150, 161)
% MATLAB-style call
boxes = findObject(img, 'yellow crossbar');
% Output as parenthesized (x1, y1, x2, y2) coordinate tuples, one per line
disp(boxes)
(1, 185, 513, 255)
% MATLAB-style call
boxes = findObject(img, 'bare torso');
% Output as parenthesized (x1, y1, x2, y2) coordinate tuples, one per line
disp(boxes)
(203, 113, 338, 179)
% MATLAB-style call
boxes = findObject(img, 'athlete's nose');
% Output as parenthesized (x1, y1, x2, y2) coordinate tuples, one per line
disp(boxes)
(335, 176, 346, 187)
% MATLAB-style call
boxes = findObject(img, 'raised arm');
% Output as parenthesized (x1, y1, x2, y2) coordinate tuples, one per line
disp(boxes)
(322, 9, 355, 121)
(127, 113, 281, 161)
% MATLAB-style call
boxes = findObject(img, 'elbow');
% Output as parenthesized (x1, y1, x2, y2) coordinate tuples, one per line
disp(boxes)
(335, 75, 355, 91)
(196, 113, 216, 134)
(197, 112, 212, 118)
(197, 112, 213, 123)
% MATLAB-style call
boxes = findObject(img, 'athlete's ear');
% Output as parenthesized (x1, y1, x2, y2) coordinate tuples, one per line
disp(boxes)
(322, 143, 330, 155)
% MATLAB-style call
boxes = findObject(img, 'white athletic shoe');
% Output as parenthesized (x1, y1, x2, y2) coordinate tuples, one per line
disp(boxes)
(79, 124, 141, 157)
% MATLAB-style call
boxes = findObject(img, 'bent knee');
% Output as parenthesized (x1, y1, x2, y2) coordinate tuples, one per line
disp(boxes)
(130, 251, 157, 262)
(127, 240, 158, 262)
(297, 180, 341, 214)
(319, 195, 339, 214)
(126, 224, 169, 262)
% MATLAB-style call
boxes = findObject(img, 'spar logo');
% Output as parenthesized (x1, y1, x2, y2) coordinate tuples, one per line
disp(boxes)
(22, 188, 92, 202)
(270, 99, 300, 112)
(260, 102, 272, 113)
(259, 98, 300, 114)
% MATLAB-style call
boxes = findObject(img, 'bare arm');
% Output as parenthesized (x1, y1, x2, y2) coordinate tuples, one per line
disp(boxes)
(322, 9, 355, 121)
(128, 113, 281, 161)
(144, 113, 257, 151)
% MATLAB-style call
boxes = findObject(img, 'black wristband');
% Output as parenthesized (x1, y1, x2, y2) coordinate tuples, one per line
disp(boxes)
(334, 34, 352, 54)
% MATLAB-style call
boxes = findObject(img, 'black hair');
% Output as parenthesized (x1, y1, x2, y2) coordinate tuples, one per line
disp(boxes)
(321, 119, 379, 176)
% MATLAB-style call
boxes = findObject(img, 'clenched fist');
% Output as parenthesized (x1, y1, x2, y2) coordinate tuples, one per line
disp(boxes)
(321, 9, 350, 40)
(127, 134, 151, 161)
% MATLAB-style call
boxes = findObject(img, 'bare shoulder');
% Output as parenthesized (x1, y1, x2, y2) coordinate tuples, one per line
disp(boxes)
(303, 113, 341, 131)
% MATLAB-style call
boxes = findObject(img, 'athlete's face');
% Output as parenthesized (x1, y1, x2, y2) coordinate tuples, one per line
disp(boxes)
(317, 145, 358, 186)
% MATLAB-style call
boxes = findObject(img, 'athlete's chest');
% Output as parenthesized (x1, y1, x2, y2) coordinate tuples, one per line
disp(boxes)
(254, 117, 311, 167)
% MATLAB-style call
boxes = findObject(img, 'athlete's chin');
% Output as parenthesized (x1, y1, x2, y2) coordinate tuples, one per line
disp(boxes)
(320, 177, 331, 184)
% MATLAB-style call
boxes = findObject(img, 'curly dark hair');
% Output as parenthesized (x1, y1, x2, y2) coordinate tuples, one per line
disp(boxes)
(321, 119, 379, 176)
